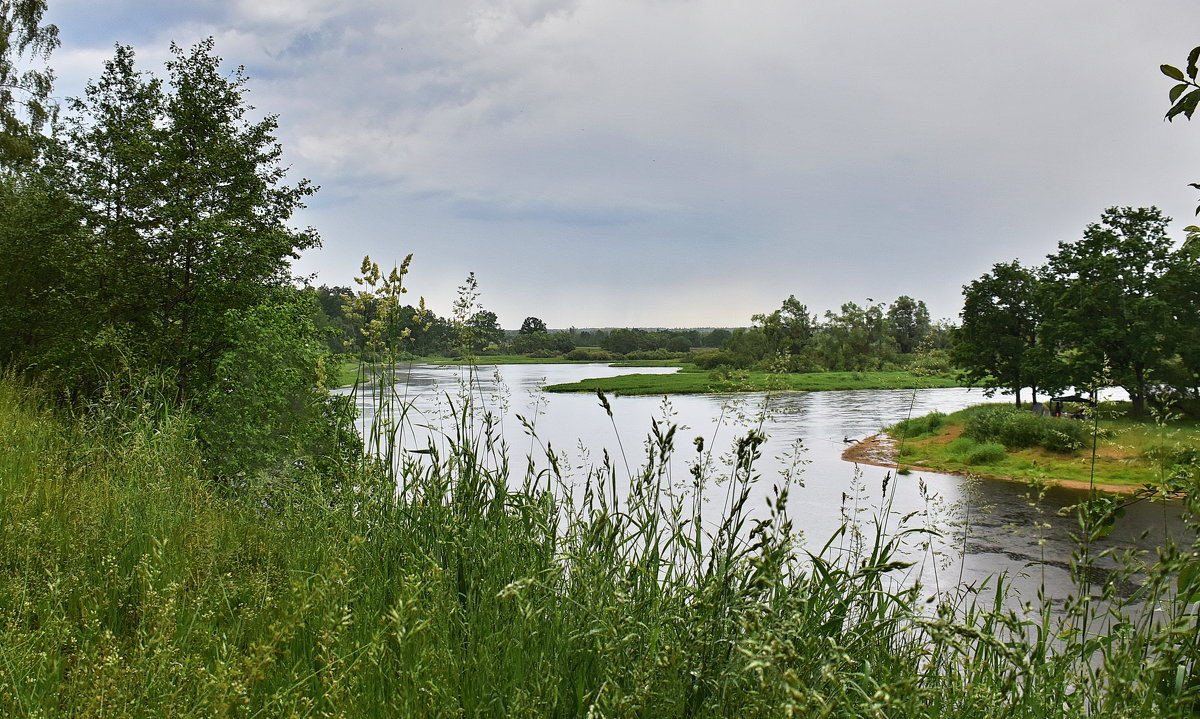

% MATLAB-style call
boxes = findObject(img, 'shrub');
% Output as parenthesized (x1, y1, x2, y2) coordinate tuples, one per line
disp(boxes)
(962, 405, 1023, 445)
(1041, 419, 1088, 453)
(564, 348, 614, 361)
(965, 442, 1008, 465)
(1143, 442, 1200, 468)
(889, 411, 946, 439)
(996, 411, 1046, 449)
(963, 404, 1087, 453)
(945, 437, 978, 457)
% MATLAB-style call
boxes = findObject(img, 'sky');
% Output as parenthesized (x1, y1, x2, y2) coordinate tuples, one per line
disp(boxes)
(43, 0, 1200, 329)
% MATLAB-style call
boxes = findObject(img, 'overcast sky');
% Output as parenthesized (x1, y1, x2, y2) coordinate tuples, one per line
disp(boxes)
(44, 0, 1200, 328)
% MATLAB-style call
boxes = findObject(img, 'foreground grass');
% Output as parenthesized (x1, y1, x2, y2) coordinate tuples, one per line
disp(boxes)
(3, 375, 1200, 716)
(546, 369, 964, 395)
(885, 404, 1200, 489)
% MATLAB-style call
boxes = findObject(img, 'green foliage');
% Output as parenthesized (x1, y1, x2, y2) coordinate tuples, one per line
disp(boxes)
(952, 260, 1060, 406)
(962, 440, 1008, 465)
(197, 292, 360, 484)
(0, 0, 57, 166)
(886, 295, 931, 354)
(1042, 206, 1174, 417)
(1162, 46, 1200, 122)
(40, 40, 319, 400)
(518, 315, 547, 334)
(962, 405, 1086, 453)
(564, 347, 615, 361)
(5, 373, 1200, 716)
(889, 410, 946, 439)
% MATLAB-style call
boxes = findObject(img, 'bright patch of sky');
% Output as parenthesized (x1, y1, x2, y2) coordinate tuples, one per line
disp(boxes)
(45, 0, 1200, 328)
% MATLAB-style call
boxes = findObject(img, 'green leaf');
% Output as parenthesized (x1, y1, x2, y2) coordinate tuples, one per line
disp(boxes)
(1171, 82, 1190, 103)
(1163, 64, 1187, 82)
(1188, 46, 1200, 78)
(1166, 89, 1200, 121)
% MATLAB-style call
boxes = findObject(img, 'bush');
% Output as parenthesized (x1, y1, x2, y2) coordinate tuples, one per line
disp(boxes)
(889, 411, 946, 439)
(1143, 442, 1200, 468)
(963, 405, 1087, 454)
(564, 348, 614, 361)
(1041, 420, 1087, 453)
(995, 411, 1047, 449)
(965, 442, 1008, 465)
(945, 437, 978, 457)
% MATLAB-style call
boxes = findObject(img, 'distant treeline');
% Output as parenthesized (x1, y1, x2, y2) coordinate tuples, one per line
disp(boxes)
(312, 285, 953, 373)
(689, 295, 954, 374)
(312, 284, 734, 360)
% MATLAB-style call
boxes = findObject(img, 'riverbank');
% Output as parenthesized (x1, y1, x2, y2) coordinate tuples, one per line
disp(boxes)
(841, 433, 1140, 494)
(846, 404, 1200, 494)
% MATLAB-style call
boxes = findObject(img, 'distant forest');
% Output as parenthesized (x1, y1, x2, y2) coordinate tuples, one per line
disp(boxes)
(312, 282, 952, 373)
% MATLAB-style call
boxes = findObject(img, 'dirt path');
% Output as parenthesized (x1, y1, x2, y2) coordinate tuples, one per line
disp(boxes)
(840, 434, 1139, 495)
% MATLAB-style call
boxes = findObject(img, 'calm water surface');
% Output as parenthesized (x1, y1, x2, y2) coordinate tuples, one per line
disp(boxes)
(345, 363, 1184, 604)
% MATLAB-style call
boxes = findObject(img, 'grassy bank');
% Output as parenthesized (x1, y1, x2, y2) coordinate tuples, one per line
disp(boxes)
(883, 403, 1200, 489)
(4, 374, 1200, 716)
(545, 369, 964, 395)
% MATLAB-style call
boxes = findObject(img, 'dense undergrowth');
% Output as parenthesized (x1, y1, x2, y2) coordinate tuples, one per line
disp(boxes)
(3, 371, 1200, 717)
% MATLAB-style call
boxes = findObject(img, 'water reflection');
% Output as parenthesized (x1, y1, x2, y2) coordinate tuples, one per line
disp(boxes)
(342, 362, 1185, 603)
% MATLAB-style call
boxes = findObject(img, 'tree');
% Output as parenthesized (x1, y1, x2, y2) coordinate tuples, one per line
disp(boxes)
(1042, 207, 1175, 417)
(50, 40, 319, 400)
(0, 173, 85, 375)
(0, 0, 57, 166)
(1161, 236, 1200, 397)
(816, 301, 891, 371)
(886, 295, 931, 354)
(952, 261, 1057, 407)
(467, 310, 502, 352)
(520, 316, 547, 334)
(752, 295, 816, 364)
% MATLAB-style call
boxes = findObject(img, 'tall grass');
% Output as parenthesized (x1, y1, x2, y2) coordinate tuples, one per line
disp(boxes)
(2, 367, 1200, 717)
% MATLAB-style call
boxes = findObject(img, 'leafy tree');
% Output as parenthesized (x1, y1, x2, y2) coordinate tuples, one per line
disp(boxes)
(886, 295, 931, 354)
(752, 295, 816, 366)
(1042, 207, 1175, 417)
(952, 261, 1057, 406)
(816, 301, 892, 371)
(49, 40, 319, 400)
(701, 328, 732, 348)
(1160, 236, 1200, 398)
(467, 310, 503, 352)
(519, 316, 547, 334)
(0, 173, 84, 375)
(0, 0, 57, 166)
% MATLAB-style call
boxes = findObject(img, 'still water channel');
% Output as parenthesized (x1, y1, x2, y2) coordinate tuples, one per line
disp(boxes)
(345, 362, 1184, 606)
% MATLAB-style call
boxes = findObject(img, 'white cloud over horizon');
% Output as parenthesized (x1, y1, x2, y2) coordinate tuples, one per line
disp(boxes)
(44, 0, 1200, 328)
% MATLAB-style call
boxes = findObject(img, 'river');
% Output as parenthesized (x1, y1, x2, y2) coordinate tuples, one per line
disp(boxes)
(343, 362, 1184, 607)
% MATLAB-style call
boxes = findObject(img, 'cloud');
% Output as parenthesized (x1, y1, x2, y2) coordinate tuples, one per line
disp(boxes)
(42, 0, 1200, 326)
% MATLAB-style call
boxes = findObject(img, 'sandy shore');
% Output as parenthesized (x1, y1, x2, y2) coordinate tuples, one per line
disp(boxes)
(840, 433, 1140, 495)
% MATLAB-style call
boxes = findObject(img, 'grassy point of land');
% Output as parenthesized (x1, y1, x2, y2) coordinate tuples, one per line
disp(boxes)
(872, 403, 1200, 491)
(545, 369, 964, 396)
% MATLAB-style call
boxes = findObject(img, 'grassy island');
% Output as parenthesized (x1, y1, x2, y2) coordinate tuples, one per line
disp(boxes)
(544, 368, 963, 395)
(872, 403, 1200, 491)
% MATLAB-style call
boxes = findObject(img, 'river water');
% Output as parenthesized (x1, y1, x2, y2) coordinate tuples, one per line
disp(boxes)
(344, 362, 1185, 606)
